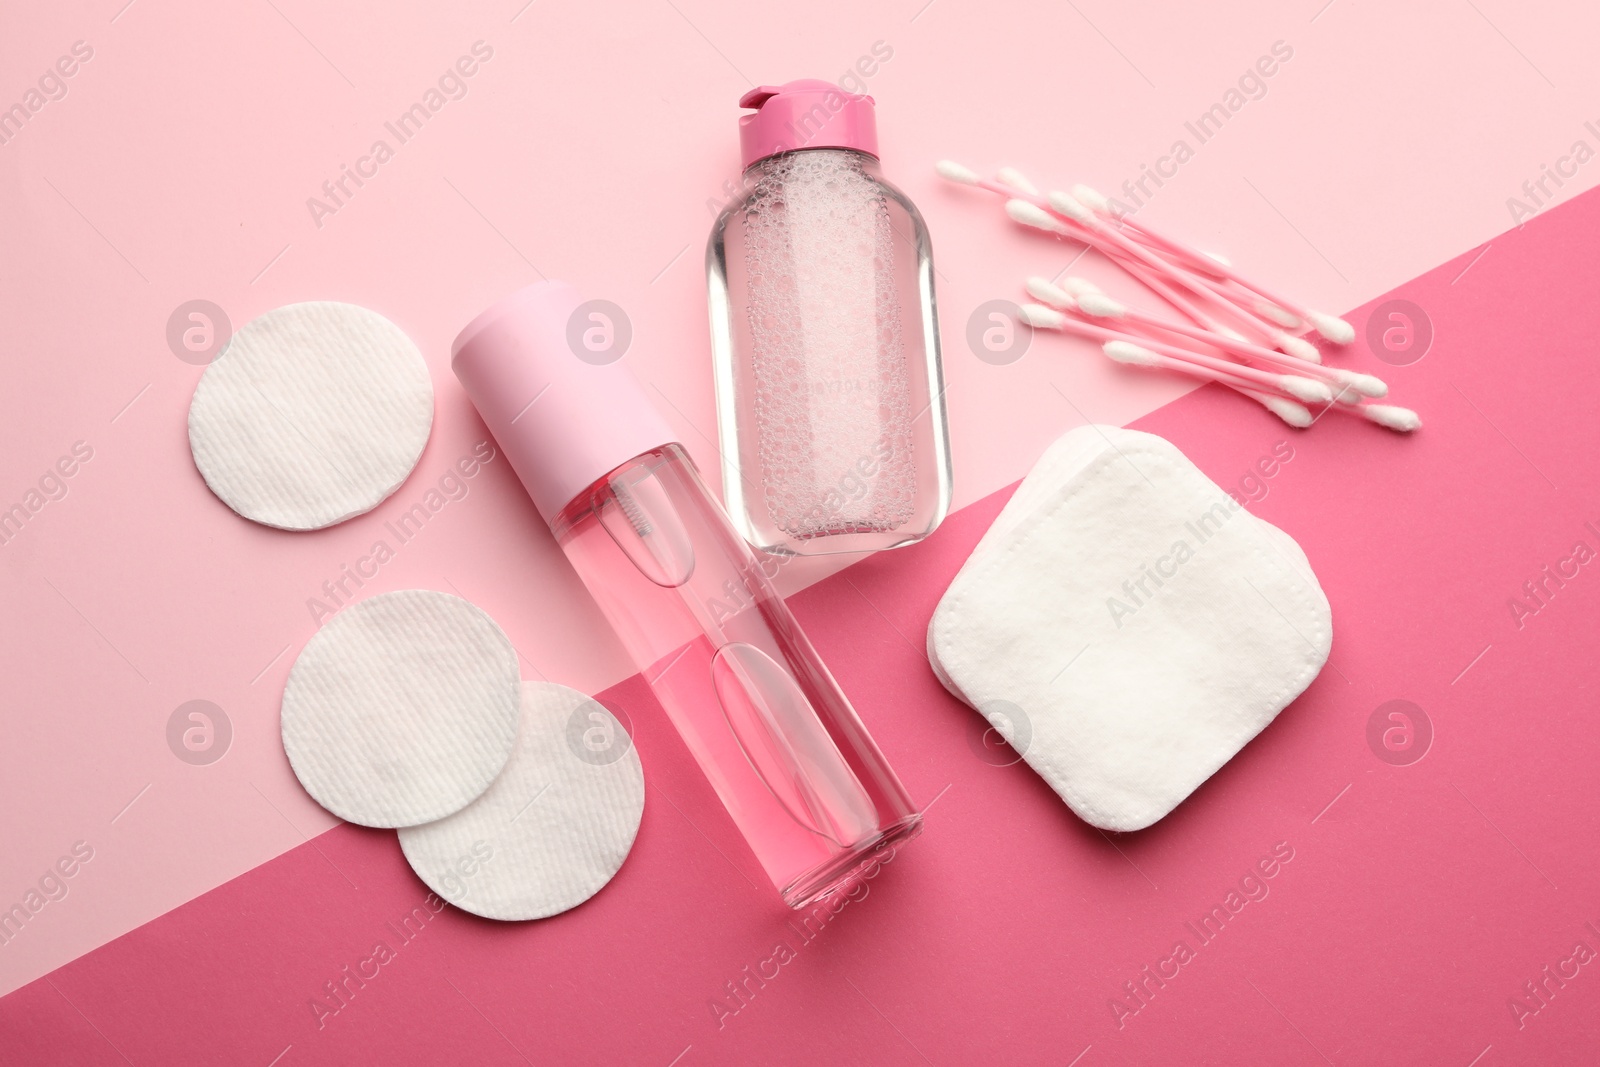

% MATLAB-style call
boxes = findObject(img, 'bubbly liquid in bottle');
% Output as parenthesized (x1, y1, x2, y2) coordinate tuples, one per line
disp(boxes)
(741, 150, 917, 539)
(709, 148, 951, 557)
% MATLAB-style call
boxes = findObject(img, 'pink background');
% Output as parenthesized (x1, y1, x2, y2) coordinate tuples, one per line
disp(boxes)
(2, 0, 1599, 1062)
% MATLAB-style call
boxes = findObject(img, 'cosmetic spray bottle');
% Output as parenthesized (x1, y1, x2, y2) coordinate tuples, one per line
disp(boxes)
(453, 282, 922, 908)
(707, 80, 952, 556)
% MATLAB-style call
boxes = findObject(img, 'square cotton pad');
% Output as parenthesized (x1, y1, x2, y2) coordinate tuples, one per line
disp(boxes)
(399, 682, 645, 921)
(281, 589, 522, 828)
(928, 426, 1331, 831)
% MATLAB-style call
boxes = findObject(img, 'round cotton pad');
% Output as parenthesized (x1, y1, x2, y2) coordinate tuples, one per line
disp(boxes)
(398, 681, 645, 921)
(281, 589, 521, 828)
(188, 301, 433, 530)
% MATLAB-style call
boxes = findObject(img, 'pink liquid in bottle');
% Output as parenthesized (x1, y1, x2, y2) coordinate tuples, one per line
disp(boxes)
(454, 282, 921, 907)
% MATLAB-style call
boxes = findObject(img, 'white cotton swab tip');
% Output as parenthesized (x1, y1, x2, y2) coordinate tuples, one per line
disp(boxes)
(1307, 311, 1356, 345)
(1025, 276, 1074, 308)
(1205, 251, 1233, 267)
(1060, 276, 1102, 297)
(1256, 393, 1313, 428)
(1006, 199, 1070, 235)
(1102, 340, 1162, 366)
(1332, 370, 1388, 399)
(997, 166, 1039, 194)
(1274, 332, 1322, 363)
(1362, 404, 1422, 432)
(1071, 184, 1113, 214)
(1074, 292, 1127, 319)
(1046, 190, 1094, 224)
(1254, 300, 1302, 329)
(935, 160, 981, 185)
(1279, 375, 1334, 403)
(1019, 303, 1067, 329)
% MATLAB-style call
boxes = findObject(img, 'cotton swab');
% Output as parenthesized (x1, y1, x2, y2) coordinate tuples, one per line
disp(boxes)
(1025, 274, 1312, 425)
(939, 158, 1417, 431)
(1071, 183, 1356, 344)
(1098, 338, 1326, 403)
(1240, 389, 1314, 428)
(996, 166, 1040, 195)
(1025, 276, 1316, 379)
(1002, 199, 1248, 339)
(1351, 404, 1422, 432)
(942, 161, 1355, 347)
(1043, 190, 1264, 329)
(1032, 279, 1387, 398)
(1037, 190, 1293, 348)
(1018, 304, 1333, 403)
(939, 164, 1257, 340)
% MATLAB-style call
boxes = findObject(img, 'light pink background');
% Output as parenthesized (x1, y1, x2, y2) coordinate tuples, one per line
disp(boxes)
(1, 0, 1597, 1057)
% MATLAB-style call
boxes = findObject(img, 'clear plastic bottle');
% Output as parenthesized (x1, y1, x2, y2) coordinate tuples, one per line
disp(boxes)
(707, 80, 952, 557)
(453, 282, 922, 908)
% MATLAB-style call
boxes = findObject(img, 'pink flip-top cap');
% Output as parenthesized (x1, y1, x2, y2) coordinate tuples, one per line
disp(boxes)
(738, 79, 878, 169)
(452, 281, 677, 526)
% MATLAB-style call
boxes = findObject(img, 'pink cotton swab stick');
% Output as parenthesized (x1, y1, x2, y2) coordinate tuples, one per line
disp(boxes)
(1071, 183, 1356, 343)
(1234, 387, 1315, 428)
(1000, 196, 1255, 340)
(1017, 303, 1333, 403)
(938, 162, 1248, 337)
(1132, 254, 1310, 351)
(1071, 242, 1314, 356)
(1038, 188, 1292, 341)
(1025, 277, 1387, 398)
(1019, 302, 1314, 426)
(998, 184, 1291, 351)
(1025, 277, 1315, 426)
(969, 163, 1293, 352)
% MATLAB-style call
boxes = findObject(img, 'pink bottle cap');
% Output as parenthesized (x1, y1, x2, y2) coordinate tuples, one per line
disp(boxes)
(452, 281, 678, 526)
(738, 79, 878, 170)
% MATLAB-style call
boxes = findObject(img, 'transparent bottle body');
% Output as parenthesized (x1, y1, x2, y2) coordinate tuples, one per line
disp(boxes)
(707, 148, 952, 557)
(552, 444, 922, 907)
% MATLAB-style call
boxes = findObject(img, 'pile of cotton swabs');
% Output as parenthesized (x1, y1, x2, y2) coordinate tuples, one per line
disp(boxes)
(937, 160, 1419, 432)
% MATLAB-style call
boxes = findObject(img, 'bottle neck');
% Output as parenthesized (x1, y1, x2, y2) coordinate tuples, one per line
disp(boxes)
(549, 444, 690, 541)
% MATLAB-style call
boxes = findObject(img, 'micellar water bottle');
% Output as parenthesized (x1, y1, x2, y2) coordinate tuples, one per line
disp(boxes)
(707, 80, 952, 557)
(453, 282, 923, 908)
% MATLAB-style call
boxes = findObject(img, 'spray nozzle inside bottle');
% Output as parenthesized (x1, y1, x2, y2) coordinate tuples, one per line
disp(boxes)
(598, 462, 696, 588)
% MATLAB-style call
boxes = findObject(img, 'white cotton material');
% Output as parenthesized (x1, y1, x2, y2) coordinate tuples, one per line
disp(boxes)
(1307, 311, 1356, 344)
(1071, 184, 1112, 214)
(1020, 303, 1067, 329)
(1280, 376, 1333, 403)
(1256, 394, 1314, 428)
(1026, 277, 1074, 309)
(399, 682, 645, 921)
(1103, 341, 1160, 366)
(1074, 292, 1126, 318)
(281, 590, 522, 828)
(928, 426, 1331, 831)
(997, 166, 1040, 194)
(1363, 404, 1422, 432)
(935, 160, 980, 185)
(1046, 190, 1092, 223)
(1006, 199, 1068, 233)
(1274, 333, 1322, 363)
(188, 301, 434, 530)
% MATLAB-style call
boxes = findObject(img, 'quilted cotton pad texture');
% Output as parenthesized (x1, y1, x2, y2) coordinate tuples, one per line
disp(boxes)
(281, 589, 522, 828)
(399, 682, 645, 921)
(929, 426, 1331, 831)
(187, 301, 434, 530)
